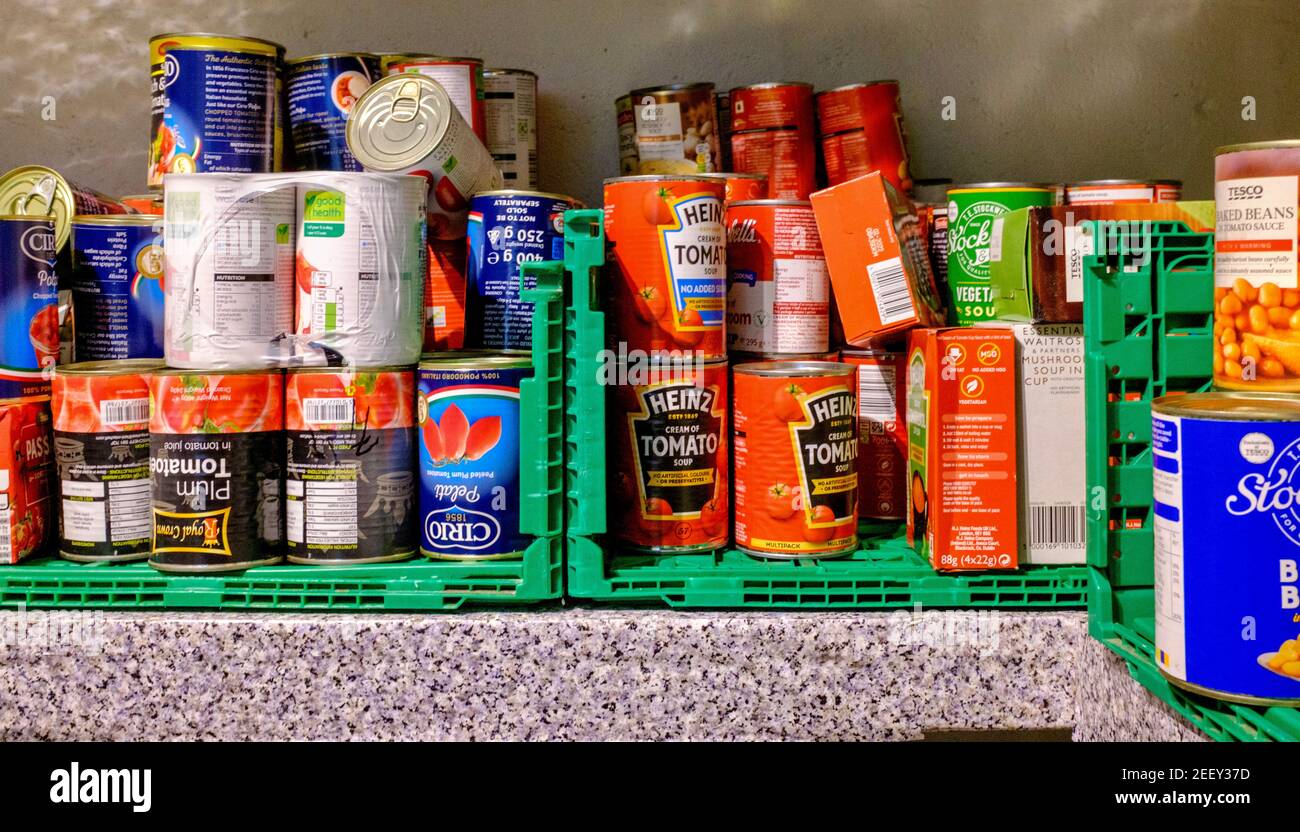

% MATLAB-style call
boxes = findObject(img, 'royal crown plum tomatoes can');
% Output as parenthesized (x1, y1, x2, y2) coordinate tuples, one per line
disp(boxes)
(285, 367, 416, 564)
(285, 53, 380, 172)
(148, 33, 284, 190)
(700, 172, 768, 203)
(70, 216, 165, 361)
(148, 370, 285, 573)
(603, 175, 727, 358)
(0, 216, 59, 401)
(0, 397, 55, 564)
(425, 238, 468, 350)
(52, 360, 160, 562)
(733, 360, 859, 558)
(816, 81, 911, 193)
(609, 357, 729, 552)
(417, 354, 531, 559)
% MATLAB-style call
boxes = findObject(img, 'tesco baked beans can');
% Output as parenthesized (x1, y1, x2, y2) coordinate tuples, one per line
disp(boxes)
(609, 357, 729, 553)
(725, 200, 829, 356)
(816, 81, 911, 193)
(1063, 179, 1182, 205)
(733, 360, 858, 558)
(603, 175, 727, 358)
(701, 172, 767, 203)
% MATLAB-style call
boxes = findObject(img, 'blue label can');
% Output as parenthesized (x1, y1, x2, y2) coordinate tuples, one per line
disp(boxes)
(286, 53, 380, 172)
(466, 190, 579, 351)
(1152, 393, 1300, 705)
(418, 354, 532, 559)
(0, 216, 59, 399)
(70, 217, 165, 361)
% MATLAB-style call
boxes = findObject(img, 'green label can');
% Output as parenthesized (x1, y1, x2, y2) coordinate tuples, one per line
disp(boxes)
(946, 182, 1056, 323)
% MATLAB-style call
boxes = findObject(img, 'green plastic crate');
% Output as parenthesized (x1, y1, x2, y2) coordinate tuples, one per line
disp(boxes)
(1083, 219, 1300, 741)
(0, 267, 567, 611)
(561, 208, 1088, 608)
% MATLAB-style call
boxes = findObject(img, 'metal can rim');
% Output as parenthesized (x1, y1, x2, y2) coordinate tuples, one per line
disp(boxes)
(602, 174, 722, 186)
(0, 213, 54, 222)
(71, 214, 159, 226)
(727, 199, 812, 208)
(150, 367, 281, 377)
(947, 182, 1057, 192)
(698, 172, 767, 181)
(1214, 139, 1300, 156)
(731, 125, 802, 136)
(729, 81, 814, 93)
(419, 353, 533, 370)
(287, 365, 413, 376)
(734, 360, 855, 378)
(150, 32, 286, 54)
(817, 80, 899, 96)
(345, 74, 455, 172)
(484, 67, 537, 77)
(1152, 391, 1300, 421)
(1065, 179, 1183, 188)
(391, 55, 484, 66)
(629, 82, 715, 97)
(285, 52, 379, 65)
(57, 359, 166, 376)
(473, 189, 583, 205)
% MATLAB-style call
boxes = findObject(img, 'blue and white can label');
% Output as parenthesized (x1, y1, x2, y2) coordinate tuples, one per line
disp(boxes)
(417, 358, 532, 558)
(1153, 405, 1300, 703)
(70, 218, 165, 361)
(286, 54, 380, 172)
(0, 217, 59, 400)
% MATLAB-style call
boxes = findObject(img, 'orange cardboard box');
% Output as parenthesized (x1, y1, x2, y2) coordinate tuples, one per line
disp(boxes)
(905, 327, 1018, 571)
(810, 171, 946, 346)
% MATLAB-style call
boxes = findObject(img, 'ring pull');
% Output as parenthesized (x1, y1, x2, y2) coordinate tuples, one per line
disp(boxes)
(389, 79, 422, 123)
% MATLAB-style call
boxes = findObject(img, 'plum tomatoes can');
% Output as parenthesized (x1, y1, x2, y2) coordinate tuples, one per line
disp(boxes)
(603, 175, 727, 358)
(629, 83, 721, 175)
(52, 360, 160, 562)
(816, 81, 911, 193)
(70, 215, 165, 361)
(285, 52, 381, 172)
(609, 357, 729, 553)
(0, 216, 59, 400)
(285, 367, 416, 564)
(148, 370, 284, 573)
(418, 354, 531, 559)
(732, 360, 859, 558)
(0, 397, 55, 564)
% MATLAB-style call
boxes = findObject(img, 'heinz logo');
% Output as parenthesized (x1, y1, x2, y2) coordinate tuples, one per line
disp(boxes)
(20, 225, 56, 263)
(424, 505, 501, 550)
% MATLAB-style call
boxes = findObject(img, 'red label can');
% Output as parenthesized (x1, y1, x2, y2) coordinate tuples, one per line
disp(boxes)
(725, 200, 829, 356)
(700, 172, 768, 203)
(424, 238, 468, 351)
(729, 82, 815, 132)
(840, 349, 906, 521)
(603, 175, 727, 358)
(732, 360, 858, 558)
(0, 398, 54, 564)
(816, 81, 911, 193)
(730, 127, 818, 200)
(608, 357, 729, 552)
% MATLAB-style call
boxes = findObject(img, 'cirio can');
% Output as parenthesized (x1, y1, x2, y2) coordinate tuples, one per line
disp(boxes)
(285, 52, 381, 172)
(70, 216, 165, 361)
(0, 216, 59, 401)
(483, 68, 539, 189)
(816, 81, 911, 193)
(0, 166, 132, 252)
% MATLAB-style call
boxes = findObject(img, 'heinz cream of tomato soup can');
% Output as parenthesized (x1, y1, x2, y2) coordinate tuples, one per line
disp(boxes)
(733, 360, 858, 558)
(603, 175, 727, 358)
(483, 68, 539, 190)
(1152, 392, 1300, 705)
(700, 172, 767, 203)
(1213, 140, 1300, 391)
(1063, 179, 1182, 205)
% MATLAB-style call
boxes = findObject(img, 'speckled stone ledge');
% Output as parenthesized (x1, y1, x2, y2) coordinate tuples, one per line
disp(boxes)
(0, 608, 1198, 741)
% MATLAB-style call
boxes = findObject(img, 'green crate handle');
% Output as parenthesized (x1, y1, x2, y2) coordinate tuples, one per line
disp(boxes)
(560, 209, 607, 538)
(518, 259, 564, 538)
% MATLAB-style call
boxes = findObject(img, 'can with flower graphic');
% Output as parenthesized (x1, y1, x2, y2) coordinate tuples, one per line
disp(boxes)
(70, 216, 165, 361)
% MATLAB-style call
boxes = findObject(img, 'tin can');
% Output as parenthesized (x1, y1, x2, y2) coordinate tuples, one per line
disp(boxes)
(119, 194, 164, 216)
(483, 68, 539, 190)
(425, 239, 468, 351)
(417, 353, 532, 559)
(347, 73, 503, 240)
(730, 82, 815, 133)
(730, 127, 818, 201)
(52, 360, 159, 562)
(149, 370, 284, 573)
(1212, 140, 1300, 391)
(603, 175, 727, 358)
(0, 166, 131, 253)
(840, 349, 905, 521)
(608, 357, 729, 553)
(162, 173, 297, 369)
(732, 360, 858, 558)
(0, 216, 59, 401)
(466, 189, 579, 351)
(294, 172, 428, 366)
(385, 55, 487, 142)
(286, 52, 381, 172)
(725, 200, 829, 355)
(715, 91, 732, 171)
(0, 398, 55, 564)
(816, 81, 911, 193)
(616, 94, 639, 175)
(1152, 392, 1300, 705)
(917, 202, 950, 304)
(629, 83, 721, 175)
(945, 182, 1056, 323)
(285, 367, 417, 565)
(700, 172, 767, 203)
(148, 33, 284, 189)
(1063, 179, 1183, 205)
(70, 216, 165, 361)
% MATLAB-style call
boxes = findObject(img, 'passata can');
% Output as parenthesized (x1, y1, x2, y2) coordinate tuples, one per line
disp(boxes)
(730, 127, 818, 200)
(0, 165, 131, 253)
(603, 175, 727, 358)
(0, 397, 55, 564)
(162, 173, 296, 369)
(417, 353, 532, 560)
(0, 216, 59, 401)
(347, 73, 503, 240)
(119, 194, 164, 215)
(629, 83, 721, 175)
(700, 172, 767, 203)
(1152, 392, 1300, 705)
(294, 172, 427, 366)
(285, 367, 417, 564)
(483, 68, 539, 189)
(733, 360, 858, 558)
(148, 33, 284, 189)
(816, 81, 911, 193)
(466, 189, 579, 351)
(386, 56, 488, 142)
(70, 216, 165, 361)
(608, 357, 728, 552)
(149, 370, 284, 572)
(1063, 179, 1182, 205)
(286, 52, 381, 172)
(52, 360, 159, 562)
(725, 199, 829, 356)
(840, 349, 905, 520)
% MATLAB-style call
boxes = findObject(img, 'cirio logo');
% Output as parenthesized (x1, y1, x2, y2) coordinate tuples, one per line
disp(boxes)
(424, 505, 501, 550)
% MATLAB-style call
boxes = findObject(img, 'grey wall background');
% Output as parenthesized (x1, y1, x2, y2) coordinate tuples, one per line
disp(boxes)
(1, 0, 1295, 206)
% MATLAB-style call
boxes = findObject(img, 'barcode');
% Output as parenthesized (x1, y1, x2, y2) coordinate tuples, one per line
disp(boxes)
(866, 256, 915, 325)
(0, 508, 10, 558)
(100, 398, 149, 426)
(304, 398, 354, 426)
(857, 364, 898, 435)
(1029, 505, 1086, 547)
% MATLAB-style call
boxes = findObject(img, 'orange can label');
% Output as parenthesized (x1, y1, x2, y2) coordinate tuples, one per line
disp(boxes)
(0, 399, 54, 563)
(730, 84, 815, 133)
(733, 363, 859, 556)
(816, 82, 911, 193)
(730, 127, 818, 200)
(424, 238, 468, 351)
(604, 177, 727, 357)
(707, 173, 768, 203)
